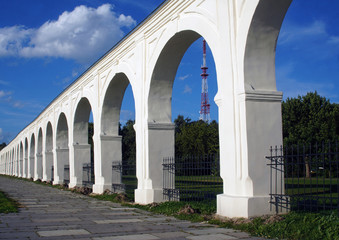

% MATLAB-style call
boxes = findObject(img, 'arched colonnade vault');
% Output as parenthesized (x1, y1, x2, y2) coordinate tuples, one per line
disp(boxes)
(0, 0, 292, 218)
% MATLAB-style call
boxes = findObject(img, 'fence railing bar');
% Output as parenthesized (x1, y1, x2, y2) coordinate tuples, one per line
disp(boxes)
(267, 141, 339, 214)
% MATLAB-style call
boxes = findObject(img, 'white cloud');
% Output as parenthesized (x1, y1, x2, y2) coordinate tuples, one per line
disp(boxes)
(12, 101, 25, 109)
(183, 84, 192, 94)
(278, 19, 339, 62)
(279, 20, 327, 45)
(119, 109, 135, 125)
(0, 80, 9, 85)
(0, 4, 136, 64)
(328, 36, 339, 44)
(178, 74, 191, 81)
(0, 90, 12, 98)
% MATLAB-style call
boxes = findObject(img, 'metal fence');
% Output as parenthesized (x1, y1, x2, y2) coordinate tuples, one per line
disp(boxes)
(82, 163, 93, 187)
(267, 141, 339, 214)
(112, 160, 136, 199)
(163, 154, 222, 202)
(64, 164, 70, 184)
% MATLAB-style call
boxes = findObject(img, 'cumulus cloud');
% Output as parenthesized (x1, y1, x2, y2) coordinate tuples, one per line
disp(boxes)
(0, 4, 136, 64)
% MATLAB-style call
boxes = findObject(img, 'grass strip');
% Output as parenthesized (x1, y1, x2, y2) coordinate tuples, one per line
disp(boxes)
(92, 192, 339, 240)
(0, 190, 19, 213)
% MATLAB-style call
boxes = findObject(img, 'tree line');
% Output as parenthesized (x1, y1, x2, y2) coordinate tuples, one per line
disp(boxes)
(282, 91, 339, 145)
(120, 91, 339, 161)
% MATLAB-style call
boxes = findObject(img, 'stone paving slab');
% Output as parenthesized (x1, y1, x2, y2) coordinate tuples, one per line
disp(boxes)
(37, 229, 91, 237)
(0, 176, 267, 239)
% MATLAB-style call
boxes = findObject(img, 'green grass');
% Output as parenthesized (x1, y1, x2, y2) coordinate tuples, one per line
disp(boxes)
(284, 177, 339, 207)
(209, 211, 339, 240)
(90, 191, 339, 240)
(0, 190, 19, 213)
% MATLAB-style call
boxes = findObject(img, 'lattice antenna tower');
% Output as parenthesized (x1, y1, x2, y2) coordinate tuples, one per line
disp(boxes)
(199, 39, 210, 123)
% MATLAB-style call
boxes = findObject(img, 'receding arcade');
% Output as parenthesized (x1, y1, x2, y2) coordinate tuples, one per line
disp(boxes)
(0, 0, 292, 218)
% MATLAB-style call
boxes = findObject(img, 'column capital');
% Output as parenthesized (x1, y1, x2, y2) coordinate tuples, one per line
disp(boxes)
(100, 134, 122, 141)
(148, 122, 175, 130)
(238, 90, 283, 102)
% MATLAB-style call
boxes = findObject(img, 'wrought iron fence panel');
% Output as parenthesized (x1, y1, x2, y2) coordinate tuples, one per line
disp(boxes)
(112, 160, 136, 199)
(267, 141, 339, 214)
(163, 154, 222, 202)
(82, 163, 93, 187)
(64, 164, 69, 184)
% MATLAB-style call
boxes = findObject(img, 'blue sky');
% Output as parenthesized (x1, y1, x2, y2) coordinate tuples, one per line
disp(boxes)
(0, 0, 338, 144)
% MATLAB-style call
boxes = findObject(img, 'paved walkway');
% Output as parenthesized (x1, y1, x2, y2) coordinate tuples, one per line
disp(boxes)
(0, 176, 265, 240)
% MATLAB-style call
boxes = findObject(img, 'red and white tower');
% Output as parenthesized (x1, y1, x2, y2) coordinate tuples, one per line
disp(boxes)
(199, 39, 210, 122)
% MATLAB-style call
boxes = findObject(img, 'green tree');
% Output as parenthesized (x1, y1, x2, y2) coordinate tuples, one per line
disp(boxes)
(0, 142, 6, 151)
(121, 120, 136, 163)
(174, 115, 219, 157)
(282, 91, 339, 145)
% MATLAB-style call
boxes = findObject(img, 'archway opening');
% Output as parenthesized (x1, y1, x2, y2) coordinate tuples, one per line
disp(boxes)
(73, 98, 94, 188)
(119, 84, 136, 199)
(56, 113, 69, 185)
(148, 30, 221, 203)
(37, 128, 43, 180)
(101, 72, 136, 197)
(24, 138, 28, 178)
(11, 149, 14, 175)
(19, 142, 23, 177)
(46, 122, 54, 181)
(29, 134, 35, 179)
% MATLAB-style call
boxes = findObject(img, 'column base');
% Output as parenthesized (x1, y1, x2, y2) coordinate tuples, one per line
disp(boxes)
(69, 177, 82, 188)
(93, 184, 112, 194)
(53, 181, 64, 185)
(217, 194, 274, 218)
(53, 177, 64, 185)
(134, 189, 165, 204)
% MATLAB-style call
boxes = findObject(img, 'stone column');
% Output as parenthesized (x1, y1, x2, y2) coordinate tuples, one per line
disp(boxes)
(135, 123, 175, 204)
(23, 157, 27, 178)
(69, 144, 91, 188)
(93, 135, 121, 193)
(217, 91, 283, 218)
(28, 156, 34, 179)
(18, 158, 22, 177)
(44, 151, 53, 181)
(35, 153, 43, 180)
(53, 148, 69, 185)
